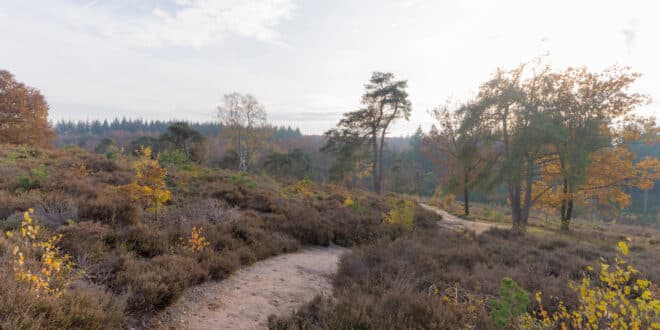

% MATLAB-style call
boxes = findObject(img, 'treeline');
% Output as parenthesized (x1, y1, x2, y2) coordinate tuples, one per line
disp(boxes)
(54, 118, 302, 139)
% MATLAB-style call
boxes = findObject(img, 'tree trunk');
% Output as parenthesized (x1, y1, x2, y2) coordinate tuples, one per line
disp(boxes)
(559, 179, 573, 232)
(371, 130, 380, 194)
(377, 130, 387, 195)
(520, 158, 533, 231)
(511, 185, 525, 234)
(463, 170, 470, 216)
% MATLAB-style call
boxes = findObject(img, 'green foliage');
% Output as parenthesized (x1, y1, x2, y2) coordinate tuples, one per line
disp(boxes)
(16, 164, 48, 192)
(159, 149, 193, 169)
(263, 148, 311, 180)
(230, 171, 257, 189)
(489, 277, 530, 329)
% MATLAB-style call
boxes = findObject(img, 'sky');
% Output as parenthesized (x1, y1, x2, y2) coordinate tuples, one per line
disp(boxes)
(1, 0, 659, 136)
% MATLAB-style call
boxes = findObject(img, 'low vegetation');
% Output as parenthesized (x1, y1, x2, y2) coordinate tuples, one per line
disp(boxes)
(0, 144, 416, 328)
(270, 226, 660, 329)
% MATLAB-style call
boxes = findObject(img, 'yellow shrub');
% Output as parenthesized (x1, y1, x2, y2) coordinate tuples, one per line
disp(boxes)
(187, 226, 209, 253)
(343, 196, 355, 208)
(535, 241, 660, 329)
(383, 199, 415, 231)
(8, 210, 75, 296)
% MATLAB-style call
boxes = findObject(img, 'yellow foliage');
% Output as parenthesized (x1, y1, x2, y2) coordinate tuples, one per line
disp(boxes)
(8, 210, 75, 296)
(289, 178, 314, 198)
(187, 226, 209, 253)
(534, 241, 660, 329)
(124, 146, 171, 221)
(342, 196, 355, 208)
(383, 198, 415, 231)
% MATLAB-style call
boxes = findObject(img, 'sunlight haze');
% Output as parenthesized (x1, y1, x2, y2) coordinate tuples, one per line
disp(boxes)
(1, 0, 658, 135)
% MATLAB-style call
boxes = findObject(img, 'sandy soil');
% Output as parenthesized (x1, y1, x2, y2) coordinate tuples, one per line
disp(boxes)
(419, 203, 508, 235)
(152, 246, 346, 330)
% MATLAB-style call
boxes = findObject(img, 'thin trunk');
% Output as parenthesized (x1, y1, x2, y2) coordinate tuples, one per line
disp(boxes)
(502, 106, 522, 233)
(463, 169, 470, 216)
(560, 179, 573, 232)
(371, 130, 379, 194)
(643, 189, 648, 215)
(511, 185, 523, 234)
(521, 157, 533, 232)
(377, 129, 387, 195)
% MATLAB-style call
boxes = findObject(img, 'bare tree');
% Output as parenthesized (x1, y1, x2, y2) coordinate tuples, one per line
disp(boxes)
(216, 93, 267, 171)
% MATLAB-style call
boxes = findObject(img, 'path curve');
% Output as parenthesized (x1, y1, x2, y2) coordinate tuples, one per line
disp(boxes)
(152, 246, 347, 330)
(419, 203, 507, 235)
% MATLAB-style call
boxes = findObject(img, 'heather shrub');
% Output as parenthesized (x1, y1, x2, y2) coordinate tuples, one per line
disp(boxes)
(269, 290, 491, 330)
(33, 194, 78, 227)
(120, 224, 168, 258)
(118, 254, 207, 313)
(78, 190, 139, 225)
(200, 251, 240, 280)
(0, 271, 125, 330)
(273, 227, 659, 329)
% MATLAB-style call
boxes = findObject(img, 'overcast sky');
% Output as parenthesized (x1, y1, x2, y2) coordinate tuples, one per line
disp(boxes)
(1, 0, 658, 135)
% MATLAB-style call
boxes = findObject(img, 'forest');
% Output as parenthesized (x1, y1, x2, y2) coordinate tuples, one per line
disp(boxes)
(1, 60, 659, 330)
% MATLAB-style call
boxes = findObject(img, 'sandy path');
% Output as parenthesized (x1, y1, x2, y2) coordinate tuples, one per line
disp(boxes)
(419, 203, 507, 235)
(153, 246, 346, 330)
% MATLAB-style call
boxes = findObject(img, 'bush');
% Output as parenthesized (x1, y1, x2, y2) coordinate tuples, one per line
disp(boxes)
(269, 291, 491, 330)
(489, 277, 530, 329)
(15, 164, 48, 192)
(120, 224, 168, 258)
(78, 190, 139, 225)
(200, 251, 240, 280)
(0, 272, 125, 330)
(118, 254, 207, 313)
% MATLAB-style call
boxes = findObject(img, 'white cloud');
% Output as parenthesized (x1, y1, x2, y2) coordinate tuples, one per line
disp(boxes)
(83, 0, 295, 48)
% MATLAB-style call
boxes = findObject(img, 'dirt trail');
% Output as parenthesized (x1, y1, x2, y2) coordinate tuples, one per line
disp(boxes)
(153, 246, 346, 330)
(419, 203, 507, 235)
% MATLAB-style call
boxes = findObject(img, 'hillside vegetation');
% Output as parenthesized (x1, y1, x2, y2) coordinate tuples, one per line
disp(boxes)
(0, 144, 433, 328)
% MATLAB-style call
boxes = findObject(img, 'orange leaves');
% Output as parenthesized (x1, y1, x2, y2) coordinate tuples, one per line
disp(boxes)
(0, 70, 55, 147)
(534, 144, 660, 217)
(186, 226, 209, 253)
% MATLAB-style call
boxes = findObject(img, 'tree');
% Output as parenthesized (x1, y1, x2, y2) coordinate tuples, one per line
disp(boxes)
(321, 125, 369, 187)
(159, 122, 205, 162)
(124, 147, 171, 222)
(528, 67, 657, 231)
(216, 93, 267, 171)
(263, 148, 312, 180)
(463, 63, 659, 233)
(0, 70, 55, 147)
(424, 101, 495, 216)
(322, 72, 411, 194)
(462, 65, 531, 233)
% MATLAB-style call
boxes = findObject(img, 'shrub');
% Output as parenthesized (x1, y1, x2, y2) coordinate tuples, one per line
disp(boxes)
(16, 164, 48, 192)
(229, 171, 257, 189)
(489, 277, 530, 329)
(200, 251, 240, 280)
(382, 198, 415, 231)
(78, 190, 139, 225)
(118, 254, 207, 313)
(6, 210, 76, 296)
(0, 271, 125, 329)
(535, 241, 660, 329)
(33, 195, 78, 228)
(120, 224, 167, 258)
